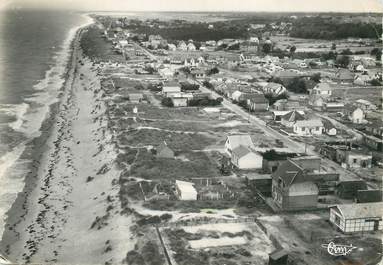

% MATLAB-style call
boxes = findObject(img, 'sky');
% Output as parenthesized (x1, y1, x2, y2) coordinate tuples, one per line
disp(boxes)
(2, 0, 383, 12)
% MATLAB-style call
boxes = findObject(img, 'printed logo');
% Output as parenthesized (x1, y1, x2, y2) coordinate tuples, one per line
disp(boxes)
(321, 242, 357, 256)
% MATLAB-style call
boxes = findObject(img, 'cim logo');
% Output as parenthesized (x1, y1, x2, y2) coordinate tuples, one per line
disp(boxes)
(321, 242, 357, 256)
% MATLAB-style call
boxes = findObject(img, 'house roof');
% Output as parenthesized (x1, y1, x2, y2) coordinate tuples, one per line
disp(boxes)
(247, 93, 269, 104)
(357, 190, 383, 203)
(289, 182, 319, 195)
(274, 70, 300, 79)
(271, 159, 305, 186)
(175, 180, 197, 194)
(282, 110, 305, 122)
(332, 202, 383, 219)
(232, 145, 252, 158)
(157, 141, 173, 153)
(227, 134, 254, 150)
(294, 119, 323, 128)
(336, 69, 355, 79)
(129, 93, 144, 100)
(313, 82, 334, 91)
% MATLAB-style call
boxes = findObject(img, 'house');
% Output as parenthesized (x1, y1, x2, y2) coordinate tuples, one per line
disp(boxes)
(348, 107, 365, 124)
(177, 41, 187, 51)
(322, 119, 337, 136)
(247, 94, 269, 111)
(175, 180, 197, 200)
(187, 42, 196, 51)
(167, 43, 177, 51)
(171, 97, 188, 107)
(269, 249, 289, 265)
(335, 69, 355, 83)
(273, 99, 288, 110)
(262, 82, 287, 96)
(281, 110, 305, 128)
(191, 69, 206, 79)
(310, 83, 333, 97)
(271, 159, 319, 211)
(225, 134, 255, 155)
(308, 95, 325, 109)
(365, 122, 383, 138)
(158, 67, 174, 78)
(355, 99, 377, 111)
(156, 141, 174, 158)
(336, 180, 368, 200)
(231, 145, 263, 170)
(293, 119, 324, 136)
(329, 202, 383, 233)
(344, 150, 372, 169)
(162, 82, 181, 97)
(323, 102, 344, 112)
(231, 90, 243, 102)
(354, 74, 372, 86)
(128, 93, 144, 103)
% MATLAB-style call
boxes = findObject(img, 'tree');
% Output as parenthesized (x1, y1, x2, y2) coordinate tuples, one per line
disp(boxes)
(331, 43, 337, 50)
(336, 55, 350, 68)
(207, 67, 219, 75)
(286, 77, 307, 94)
(262, 43, 272, 54)
(310, 73, 321, 83)
(202, 80, 214, 89)
(371, 48, 382, 61)
(161, 97, 173, 107)
(289, 45, 296, 58)
(341, 49, 353, 55)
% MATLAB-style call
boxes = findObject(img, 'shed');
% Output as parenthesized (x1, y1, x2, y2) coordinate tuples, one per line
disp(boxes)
(175, 180, 197, 200)
(336, 180, 368, 200)
(231, 145, 263, 170)
(269, 248, 288, 265)
(357, 190, 383, 203)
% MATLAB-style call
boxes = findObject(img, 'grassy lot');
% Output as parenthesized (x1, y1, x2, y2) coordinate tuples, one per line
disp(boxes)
(80, 26, 126, 63)
(130, 149, 220, 180)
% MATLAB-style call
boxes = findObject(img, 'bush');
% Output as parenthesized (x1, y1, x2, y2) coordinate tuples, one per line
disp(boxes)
(161, 97, 174, 107)
(286, 77, 308, 94)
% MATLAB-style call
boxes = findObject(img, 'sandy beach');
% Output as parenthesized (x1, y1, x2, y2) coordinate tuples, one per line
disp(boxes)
(0, 24, 135, 264)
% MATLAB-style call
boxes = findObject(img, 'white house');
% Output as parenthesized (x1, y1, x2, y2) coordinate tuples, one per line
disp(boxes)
(177, 41, 187, 51)
(293, 119, 324, 136)
(171, 97, 188, 107)
(311, 83, 333, 97)
(355, 99, 377, 111)
(231, 90, 243, 102)
(329, 202, 383, 233)
(262, 82, 287, 96)
(323, 119, 337, 136)
(175, 180, 197, 200)
(225, 134, 255, 155)
(348, 107, 365, 124)
(231, 145, 263, 170)
(187, 43, 196, 51)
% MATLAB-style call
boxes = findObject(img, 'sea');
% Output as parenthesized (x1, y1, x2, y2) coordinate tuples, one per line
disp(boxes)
(0, 9, 92, 240)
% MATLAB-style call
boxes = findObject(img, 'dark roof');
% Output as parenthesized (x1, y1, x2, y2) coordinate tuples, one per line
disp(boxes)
(282, 110, 305, 122)
(337, 180, 367, 190)
(271, 159, 304, 185)
(247, 93, 268, 104)
(269, 248, 288, 260)
(232, 145, 251, 158)
(357, 189, 383, 203)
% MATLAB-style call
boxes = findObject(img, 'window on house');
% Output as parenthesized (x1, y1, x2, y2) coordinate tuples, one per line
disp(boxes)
(353, 158, 357, 163)
(334, 215, 341, 226)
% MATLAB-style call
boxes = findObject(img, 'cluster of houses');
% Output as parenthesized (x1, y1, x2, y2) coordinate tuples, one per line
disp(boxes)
(161, 81, 212, 107)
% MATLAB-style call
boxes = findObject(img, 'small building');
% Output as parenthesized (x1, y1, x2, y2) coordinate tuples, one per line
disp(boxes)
(162, 82, 181, 97)
(187, 42, 196, 51)
(231, 145, 263, 170)
(357, 190, 383, 203)
(323, 102, 345, 112)
(156, 141, 174, 158)
(329, 202, 383, 233)
(128, 93, 144, 103)
(269, 248, 288, 265)
(247, 94, 269, 111)
(311, 83, 333, 97)
(355, 99, 377, 111)
(293, 119, 324, 136)
(344, 150, 372, 169)
(322, 119, 337, 136)
(175, 180, 197, 200)
(171, 97, 188, 107)
(167, 43, 177, 51)
(273, 99, 288, 111)
(336, 180, 368, 200)
(348, 107, 365, 124)
(281, 110, 305, 128)
(177, 41, 187, 51)
(225, 134, 255, 155)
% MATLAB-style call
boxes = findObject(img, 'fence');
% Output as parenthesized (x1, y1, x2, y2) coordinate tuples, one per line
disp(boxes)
(157, 216, 257, 228)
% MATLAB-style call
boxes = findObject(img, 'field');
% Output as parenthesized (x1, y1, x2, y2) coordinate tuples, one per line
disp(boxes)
(161, 222, 274, 265)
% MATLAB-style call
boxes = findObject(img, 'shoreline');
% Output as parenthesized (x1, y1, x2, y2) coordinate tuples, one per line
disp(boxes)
(0, 16, 93, 256)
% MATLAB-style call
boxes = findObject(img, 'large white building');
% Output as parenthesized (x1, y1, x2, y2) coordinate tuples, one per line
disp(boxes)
(329, 202, 383, 233)
(225, 134, 255, 155)
(175, 180, 197, 200)
(293, 119, 324, 136)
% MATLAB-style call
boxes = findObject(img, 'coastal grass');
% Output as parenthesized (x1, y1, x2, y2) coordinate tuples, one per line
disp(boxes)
(130, 149, 220, 180)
